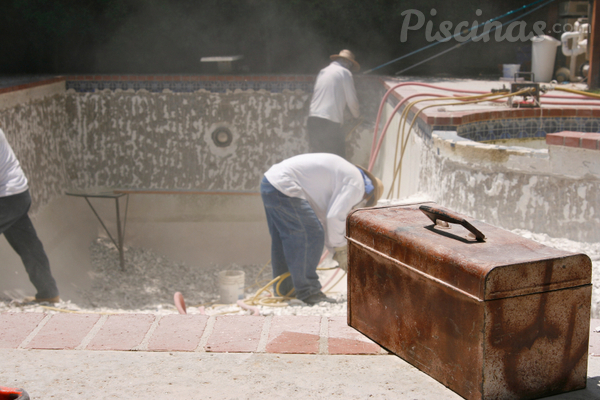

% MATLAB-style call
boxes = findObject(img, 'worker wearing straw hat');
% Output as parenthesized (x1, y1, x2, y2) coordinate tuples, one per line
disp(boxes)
(260, 153, 383, 306)
(307, 49, 360, 159)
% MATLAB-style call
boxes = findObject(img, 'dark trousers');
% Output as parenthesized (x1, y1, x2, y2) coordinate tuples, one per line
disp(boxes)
(307, 116, 346, 159)
(0, 190, 59, 298)
(260, 177, 324, 301)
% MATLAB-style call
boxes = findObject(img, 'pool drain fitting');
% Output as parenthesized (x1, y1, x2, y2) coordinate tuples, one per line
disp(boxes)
(211, 127, 233, 147)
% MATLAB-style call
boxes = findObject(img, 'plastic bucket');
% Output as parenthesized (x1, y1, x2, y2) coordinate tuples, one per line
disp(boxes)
(218, 270, 245, 303)
(531, 35, 560, 82)
(502, 64, 521, 79)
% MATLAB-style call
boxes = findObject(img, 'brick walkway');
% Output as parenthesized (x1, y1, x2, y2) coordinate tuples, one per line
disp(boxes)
(0, 313, 384, 355)
(4, 312, 600, 359)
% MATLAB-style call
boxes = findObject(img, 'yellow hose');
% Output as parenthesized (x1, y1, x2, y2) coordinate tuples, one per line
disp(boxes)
(243, 272, 294, 308)
(553, 86, 600, 99)
(38, 257, 342, 314)
(387, 88, 536, 197)
(345, 116, 365, 139)
(386, 91, 504, 197)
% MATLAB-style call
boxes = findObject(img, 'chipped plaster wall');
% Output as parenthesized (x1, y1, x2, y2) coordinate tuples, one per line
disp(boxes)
(0, 92, 69, 214)
(0, 77, 381, 205)
(64, 89, 311, 191)
(346, 76, 386, 168)
(416, 131, 600, 244)
(374, 100, 600, 243)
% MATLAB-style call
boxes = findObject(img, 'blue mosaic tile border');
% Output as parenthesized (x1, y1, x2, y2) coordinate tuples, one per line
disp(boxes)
(385, 93, 600, 142)
(458, 117, 600, 141)
(66, 78, 314, 94)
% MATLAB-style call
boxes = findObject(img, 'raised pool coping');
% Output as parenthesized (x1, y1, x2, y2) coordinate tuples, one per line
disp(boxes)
(383, 79, 600, 143)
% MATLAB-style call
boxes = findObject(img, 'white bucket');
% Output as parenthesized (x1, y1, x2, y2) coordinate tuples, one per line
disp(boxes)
(531, 35, 560, 82)
(502, 64, 521, 79)
(218, 270, 245, 304)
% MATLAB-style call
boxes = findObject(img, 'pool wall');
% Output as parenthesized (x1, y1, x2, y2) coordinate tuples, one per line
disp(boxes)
(376, 99, 600, 243)
(0, 75, 381, 302)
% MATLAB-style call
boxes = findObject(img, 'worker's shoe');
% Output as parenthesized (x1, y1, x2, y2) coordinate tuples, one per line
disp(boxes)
(303, 291, 336, 306)
(22, 296, 60, 304)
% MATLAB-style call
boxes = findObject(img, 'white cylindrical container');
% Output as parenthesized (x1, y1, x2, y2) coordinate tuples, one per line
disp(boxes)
(502, 64, 521, 79)
(218, 270, 245, 304)
(531, 35, 561, 82)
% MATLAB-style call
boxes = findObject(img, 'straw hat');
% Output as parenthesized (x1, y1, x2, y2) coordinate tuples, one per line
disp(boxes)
(330, 49, 360, 72)
(356, 165, 384, 207)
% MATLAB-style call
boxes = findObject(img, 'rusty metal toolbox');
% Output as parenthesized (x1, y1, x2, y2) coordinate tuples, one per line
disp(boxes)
(346, 202, 592, 400)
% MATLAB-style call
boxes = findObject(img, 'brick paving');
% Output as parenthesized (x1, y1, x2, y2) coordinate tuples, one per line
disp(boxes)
(3, 311, 600, 358)
(0, 312, 384, 355)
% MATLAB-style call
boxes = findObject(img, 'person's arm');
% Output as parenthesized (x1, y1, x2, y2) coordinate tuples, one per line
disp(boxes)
(343, 73, 360, 119)
(324, 184, 363, 248)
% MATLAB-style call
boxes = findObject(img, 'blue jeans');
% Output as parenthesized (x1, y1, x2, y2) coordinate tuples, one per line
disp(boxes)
(260, 177, 324, 301)
(0, 190, 59, 298)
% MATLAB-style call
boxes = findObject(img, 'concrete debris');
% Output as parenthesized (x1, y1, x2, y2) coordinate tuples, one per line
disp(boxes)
(0, 237, 348, 316)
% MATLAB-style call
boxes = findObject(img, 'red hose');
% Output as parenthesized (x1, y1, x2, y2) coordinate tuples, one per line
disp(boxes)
(0, 387, 29, 400)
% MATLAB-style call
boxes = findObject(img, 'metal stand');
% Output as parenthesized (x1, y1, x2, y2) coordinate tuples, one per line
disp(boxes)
(66, 189, 129, 271)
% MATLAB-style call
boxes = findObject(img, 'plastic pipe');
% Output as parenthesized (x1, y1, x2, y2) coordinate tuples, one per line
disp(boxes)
(561, 27, 587, 81)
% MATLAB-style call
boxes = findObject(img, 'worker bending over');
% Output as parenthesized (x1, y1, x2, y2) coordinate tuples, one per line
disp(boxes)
(260, 153, 383, 305)
(307, 49, 360, 159)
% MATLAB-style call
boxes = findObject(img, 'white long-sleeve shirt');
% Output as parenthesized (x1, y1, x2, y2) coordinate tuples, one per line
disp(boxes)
(0, 128, 28, 197)
(309, 61, 360, 124)
(264, 153, 364, 249)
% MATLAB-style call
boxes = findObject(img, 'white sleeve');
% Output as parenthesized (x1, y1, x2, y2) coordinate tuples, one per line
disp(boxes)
(344, 75, 360, 119)
(324, 185, 363, 248)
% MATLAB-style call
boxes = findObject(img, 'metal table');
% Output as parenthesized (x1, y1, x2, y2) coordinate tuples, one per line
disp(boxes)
(65, 188, 129, 271)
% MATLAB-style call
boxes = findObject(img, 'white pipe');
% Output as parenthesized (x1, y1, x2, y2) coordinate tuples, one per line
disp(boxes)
(561, 32, 585, 57)
(561, 29, 587, 81)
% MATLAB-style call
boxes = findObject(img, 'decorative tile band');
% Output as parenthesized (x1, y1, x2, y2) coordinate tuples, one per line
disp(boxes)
(0, 77, 65, 95)
(65, 75, 315, 93)
(458, 117, 600, 141)
(385, 93, 600, 143)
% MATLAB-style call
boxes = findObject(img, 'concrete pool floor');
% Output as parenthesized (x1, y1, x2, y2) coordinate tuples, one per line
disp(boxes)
(1, 312, 600, 399)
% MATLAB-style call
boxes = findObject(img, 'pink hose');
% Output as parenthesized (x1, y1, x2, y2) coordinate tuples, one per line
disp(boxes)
(237, 300, 260, 316)
(368, 81, 600, 172)
(540, 101, 600, 106)
(369, 82, 486, 166)
(368, 92, 446, 171)
(322, 268, 341, 292)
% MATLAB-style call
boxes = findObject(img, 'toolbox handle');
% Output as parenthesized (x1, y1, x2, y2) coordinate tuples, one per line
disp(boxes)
(419, 205, 486, 242)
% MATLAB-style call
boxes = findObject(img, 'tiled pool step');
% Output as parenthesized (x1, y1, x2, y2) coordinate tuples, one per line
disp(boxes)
(547, 131, 600, 150)
(0, 313, 384, 355)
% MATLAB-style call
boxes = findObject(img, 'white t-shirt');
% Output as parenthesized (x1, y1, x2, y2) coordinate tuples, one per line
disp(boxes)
(0, 128, 28, 197)
(309, 61, 360, 124)
(264, 153, 364, 248)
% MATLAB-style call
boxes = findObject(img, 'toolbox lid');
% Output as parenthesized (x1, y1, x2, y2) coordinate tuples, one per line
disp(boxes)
(346, 203, 591, 301)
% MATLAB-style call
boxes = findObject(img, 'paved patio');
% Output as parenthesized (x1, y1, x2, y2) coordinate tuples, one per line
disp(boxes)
(1, 312, 600, 399)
